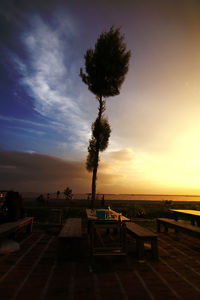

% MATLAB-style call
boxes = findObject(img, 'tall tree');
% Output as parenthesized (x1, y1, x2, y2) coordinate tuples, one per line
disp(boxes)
(80, 26, 131, 208)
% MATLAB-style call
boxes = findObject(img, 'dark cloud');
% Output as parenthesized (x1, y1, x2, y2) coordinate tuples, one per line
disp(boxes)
(0, 150, 90, 192)
(0, 150, 125, 193)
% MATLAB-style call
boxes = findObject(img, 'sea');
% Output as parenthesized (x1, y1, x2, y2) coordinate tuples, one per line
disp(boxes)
(21, 192, 200, 202)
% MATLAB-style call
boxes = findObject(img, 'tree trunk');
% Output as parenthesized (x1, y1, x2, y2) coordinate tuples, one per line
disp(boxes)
(91, 95, 103, 208)
(91, 160, 98, 208)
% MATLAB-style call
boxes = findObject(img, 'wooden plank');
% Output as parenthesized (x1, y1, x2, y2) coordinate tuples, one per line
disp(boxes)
(157, 218, 200, 236)
(126, 222, 157, 237)
(0, 217, 34, 237)
(59, 218, 82, 238)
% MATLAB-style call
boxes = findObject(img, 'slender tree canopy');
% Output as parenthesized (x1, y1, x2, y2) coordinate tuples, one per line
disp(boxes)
(86, 117, 111, 172)
(92, 117, 111, 151)
(80, 26, 131, 98)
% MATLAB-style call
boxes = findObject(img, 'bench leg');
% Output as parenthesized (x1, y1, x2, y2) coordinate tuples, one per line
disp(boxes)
(122, 225, 126, 254)
(174, 213, 178, 221)
(157, 221, 161, 233)
(164, 225, 168, 233)
(26, 222, 33, 234)
(90, 224, 95, 256)
(157, 221, 168, 233)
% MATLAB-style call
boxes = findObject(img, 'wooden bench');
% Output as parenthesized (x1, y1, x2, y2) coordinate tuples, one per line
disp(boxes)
(58, 218, 82, 258)
(156, 218, 200, 238)
(126, 222, 158, 260)
(0, 217, 34, 239)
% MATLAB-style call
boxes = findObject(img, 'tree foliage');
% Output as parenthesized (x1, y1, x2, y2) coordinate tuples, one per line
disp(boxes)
(80, 26, 131, 98)
(86, 116, 111, 171)
(64, 187, 73, 200)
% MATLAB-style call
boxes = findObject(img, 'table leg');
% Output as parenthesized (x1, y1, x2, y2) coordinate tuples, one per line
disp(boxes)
(137, 239, 144, 260)
(151, 238, 158, 260)
(90, 223, 94, 256)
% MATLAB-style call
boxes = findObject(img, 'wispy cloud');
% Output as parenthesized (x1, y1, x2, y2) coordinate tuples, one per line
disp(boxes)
(0, 114, 39, 125)
(11, 13, 92, 153)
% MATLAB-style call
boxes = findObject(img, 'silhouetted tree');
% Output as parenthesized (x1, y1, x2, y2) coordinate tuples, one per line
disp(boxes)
(64, 187, 73, 200)
(80, 26, 131, 208)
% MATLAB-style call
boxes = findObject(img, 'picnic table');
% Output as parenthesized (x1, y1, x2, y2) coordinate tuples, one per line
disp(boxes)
(170, 209, 200, 226)
(157, 209, 200, 240)
(86, 208, 129, 256)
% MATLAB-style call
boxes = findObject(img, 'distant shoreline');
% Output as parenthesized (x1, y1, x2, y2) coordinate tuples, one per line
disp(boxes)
(21, 193, 200, 197)
(22, 198, 200, 209)
(21, 193, 200, 203)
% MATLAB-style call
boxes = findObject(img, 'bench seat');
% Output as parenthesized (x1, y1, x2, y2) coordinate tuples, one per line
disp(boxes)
(0, 217, 34, 239)
(156, 218, 200, 238)
(58, 218, 82, 259)
(126, 222, 158, 260)
(58, 218, 82, 239)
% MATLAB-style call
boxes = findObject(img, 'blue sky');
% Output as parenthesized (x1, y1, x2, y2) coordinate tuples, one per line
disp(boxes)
(0, 0, 98, 157)
(1, 0, 200, 194)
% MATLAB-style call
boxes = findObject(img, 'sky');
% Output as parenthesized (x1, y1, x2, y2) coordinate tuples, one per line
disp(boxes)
(1, 0, 200, 195)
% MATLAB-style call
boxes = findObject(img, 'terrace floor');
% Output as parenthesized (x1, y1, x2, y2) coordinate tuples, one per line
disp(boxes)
(0, 224, 200, 300)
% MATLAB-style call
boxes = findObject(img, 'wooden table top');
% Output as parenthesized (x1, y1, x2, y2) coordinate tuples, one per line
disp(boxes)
(86, 208, 130, 222)
(170, 209, 200, 217)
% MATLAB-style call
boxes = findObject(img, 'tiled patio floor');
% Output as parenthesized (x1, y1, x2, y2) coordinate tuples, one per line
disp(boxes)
(0, 225, 200, 299)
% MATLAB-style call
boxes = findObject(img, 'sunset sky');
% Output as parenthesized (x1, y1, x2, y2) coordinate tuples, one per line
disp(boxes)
(1, 0, 200, 195)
